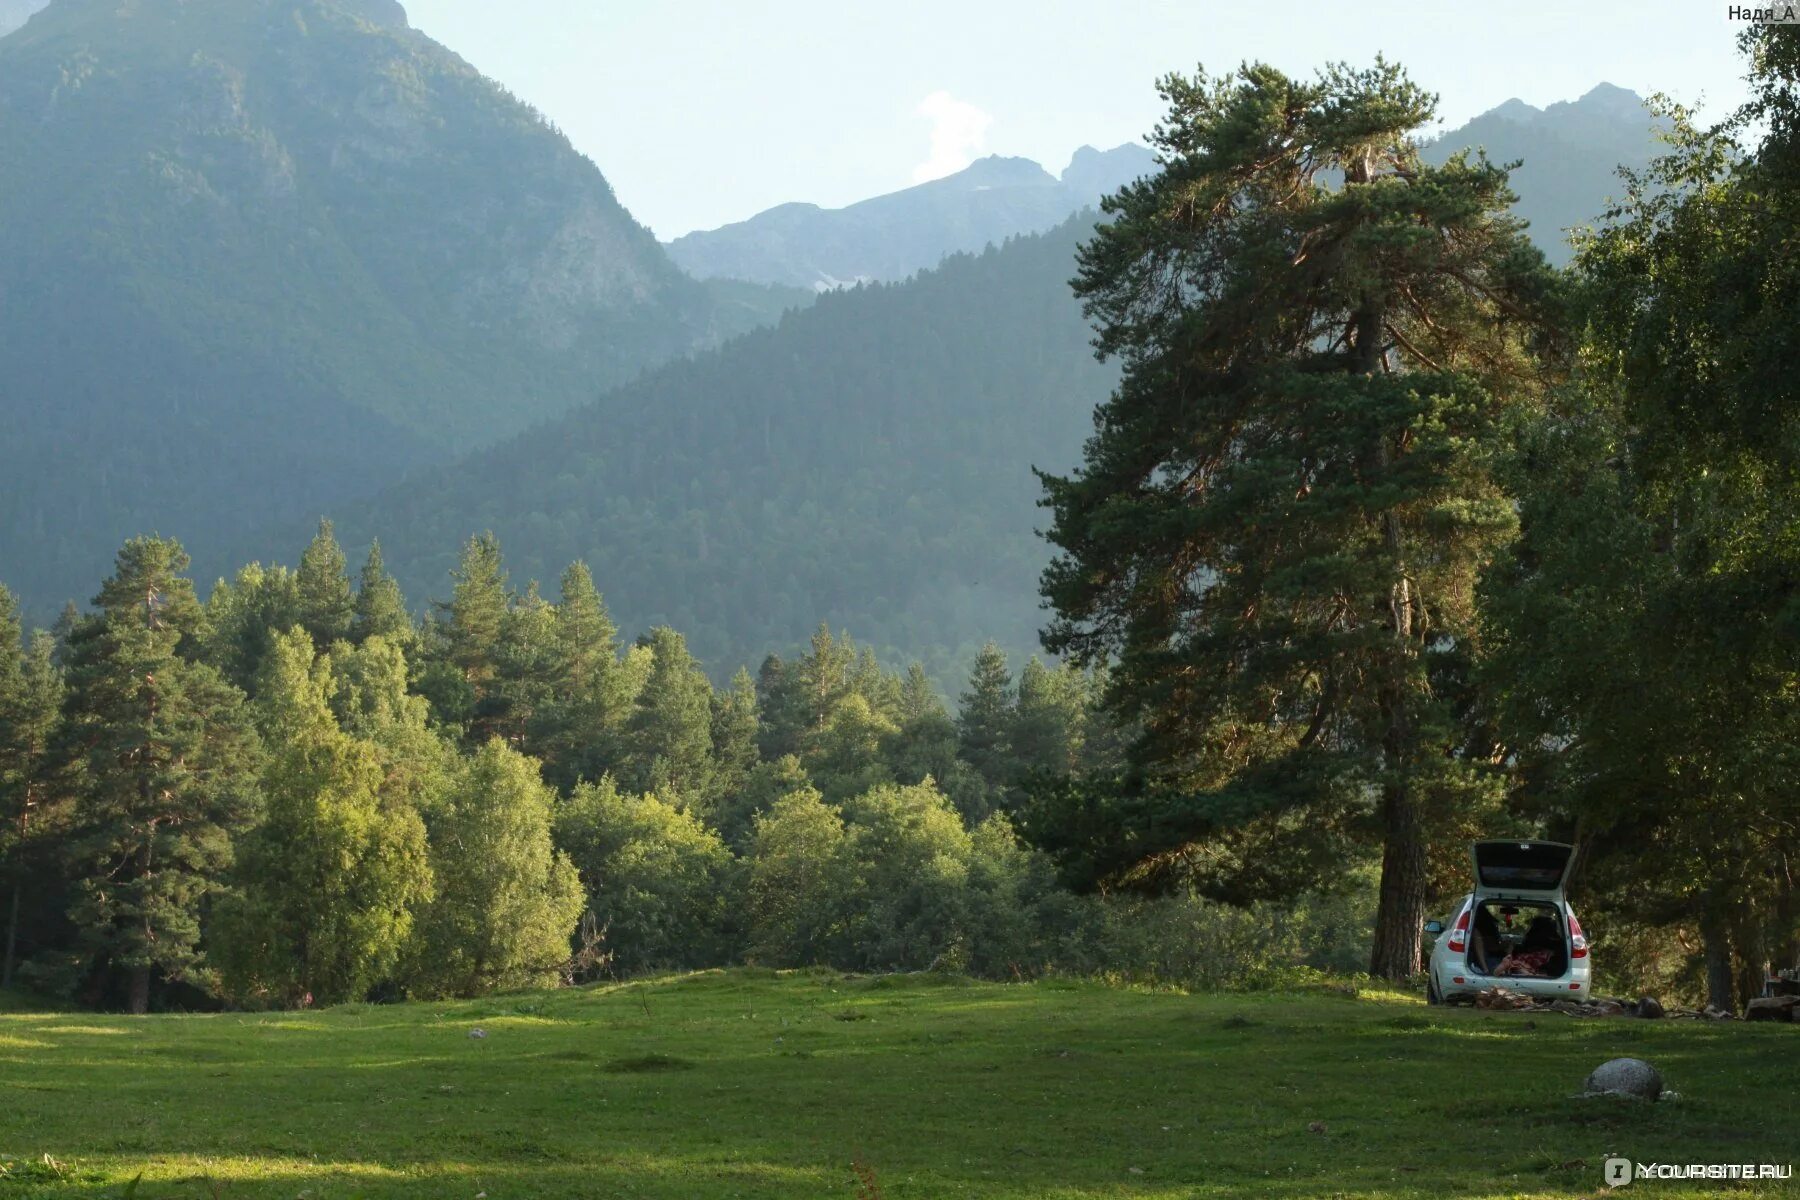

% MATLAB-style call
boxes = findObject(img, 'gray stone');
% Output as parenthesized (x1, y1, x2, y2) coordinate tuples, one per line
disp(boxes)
(1582, 1057, 1663, 1101)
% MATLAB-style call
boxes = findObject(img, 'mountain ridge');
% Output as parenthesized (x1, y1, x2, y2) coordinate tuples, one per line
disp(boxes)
(666, 143, 1156, 290)
(0, 0, 784, 613)
(673, 83, 1661, 290)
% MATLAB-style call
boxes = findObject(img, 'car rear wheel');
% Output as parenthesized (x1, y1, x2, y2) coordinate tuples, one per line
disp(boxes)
(1426, 974, 1442, 1006)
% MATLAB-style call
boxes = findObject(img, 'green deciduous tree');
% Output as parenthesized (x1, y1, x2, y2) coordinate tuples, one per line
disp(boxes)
(1486, 32, 1800, 1007)
(402, 739, 583, 997)
(744, 787, 856, 966)
(1036, 60, 1557, 978)
(213, 629, 432, 1007)
(555, 777, 735, 970)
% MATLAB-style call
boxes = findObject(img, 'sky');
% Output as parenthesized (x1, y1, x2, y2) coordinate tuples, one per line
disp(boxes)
(400, 0, 1755, 240)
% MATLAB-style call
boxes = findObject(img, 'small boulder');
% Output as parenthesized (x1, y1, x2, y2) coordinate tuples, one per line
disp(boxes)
(468, 1027, 488, 1039)
(1634, 996, 1665, 1019)
(1582, 1057, 1663, 1101)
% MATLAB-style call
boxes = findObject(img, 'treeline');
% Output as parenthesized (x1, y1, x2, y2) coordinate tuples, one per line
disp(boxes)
(0, 528, 1363, 1013)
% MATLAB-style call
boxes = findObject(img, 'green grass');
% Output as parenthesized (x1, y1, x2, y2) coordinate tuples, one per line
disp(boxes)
(1, 970, 1795, 1198)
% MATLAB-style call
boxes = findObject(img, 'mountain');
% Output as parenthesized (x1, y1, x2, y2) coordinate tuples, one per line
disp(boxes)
(0, 0, 48, 37)
(325, 217, 1116, 677)
(671, 86, 1659, 291)
(1421, 83, 1661, 265)
(666, 144, 1157, 290)
(0, 0, 783, 613)
(319, 84, 1664, 675)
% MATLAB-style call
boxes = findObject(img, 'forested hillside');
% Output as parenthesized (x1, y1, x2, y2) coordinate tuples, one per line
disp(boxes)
(326, 218, 1115, 677)
(0, 0, 785, 614)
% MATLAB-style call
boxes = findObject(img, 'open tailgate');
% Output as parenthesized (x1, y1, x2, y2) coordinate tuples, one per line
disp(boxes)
(1471, 840, 1574, 901)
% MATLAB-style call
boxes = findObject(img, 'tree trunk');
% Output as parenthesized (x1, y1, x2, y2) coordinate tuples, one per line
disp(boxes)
(128, 964, 151, 1016)
(1370, 728, 1429, 980)
(1730, 902, 1766, 1011)
(2, 877, 19, 990)
(1700, 902, 1735, 1014)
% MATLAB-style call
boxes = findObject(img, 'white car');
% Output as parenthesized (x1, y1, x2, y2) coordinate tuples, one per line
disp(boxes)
(1425, 840, 1591, 1004)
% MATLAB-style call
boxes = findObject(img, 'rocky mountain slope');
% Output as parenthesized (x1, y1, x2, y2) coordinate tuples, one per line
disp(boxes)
(0, 0, 776, 611)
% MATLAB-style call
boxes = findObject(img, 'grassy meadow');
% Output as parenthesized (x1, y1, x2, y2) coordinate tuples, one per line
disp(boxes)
(0, 971, 1795, 1199)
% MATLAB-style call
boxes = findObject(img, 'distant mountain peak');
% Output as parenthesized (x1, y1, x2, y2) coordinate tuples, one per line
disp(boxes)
(1569, 81, 1645, 118)
(1473, 83, 1646, 128)
(950, 155, 1059, 189)
(1486, 98, 1540, 124)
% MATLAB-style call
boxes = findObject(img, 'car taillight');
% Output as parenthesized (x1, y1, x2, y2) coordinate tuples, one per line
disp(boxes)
(1447, 907, 1470, 953)
(1569, 911, 1588, 960)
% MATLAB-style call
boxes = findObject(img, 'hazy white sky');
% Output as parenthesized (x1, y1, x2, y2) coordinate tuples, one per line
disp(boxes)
(400, 0, 1753, 239)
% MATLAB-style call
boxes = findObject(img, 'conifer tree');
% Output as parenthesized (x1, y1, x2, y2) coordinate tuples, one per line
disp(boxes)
(0, 589, 64, 988)
(295, 519, 354, 649)
(1011, 658, 1086, 779)
(57, 538, 263, 1012)
(883, 663, 975, 809)
(434, 533, 512, 743)
(709, 667, 762, 810)
(957, 642, 1016, 793)
(350, 540, 413, 647)
(494, 580, 559, 750)
(1037, 60, 1557, 978)
(537, 562, 630, 790)
(624, 627, 717, 804)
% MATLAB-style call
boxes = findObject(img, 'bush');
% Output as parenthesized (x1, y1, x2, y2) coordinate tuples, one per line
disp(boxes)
(556, 777, 737, 971)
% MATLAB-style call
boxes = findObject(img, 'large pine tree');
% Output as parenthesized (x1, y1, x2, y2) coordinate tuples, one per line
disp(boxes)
(57, 538, 263, 1012)
(1037, 60, 1557, 978)
(0, 588, 64, 988)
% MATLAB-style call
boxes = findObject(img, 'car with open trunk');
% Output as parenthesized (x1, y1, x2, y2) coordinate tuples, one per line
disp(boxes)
(1425, 840, 1590, 1004)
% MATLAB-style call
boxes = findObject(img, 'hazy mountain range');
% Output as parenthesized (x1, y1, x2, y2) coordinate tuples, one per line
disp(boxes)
(1419, 82, 1660, 265)
(667, 145, 1158, 290)
(2, 0, 1666, 670)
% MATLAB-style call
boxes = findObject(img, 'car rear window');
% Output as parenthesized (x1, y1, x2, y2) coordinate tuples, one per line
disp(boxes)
(1475, 841, 1570, 890)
